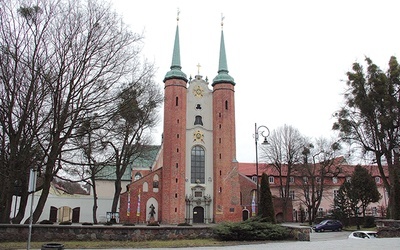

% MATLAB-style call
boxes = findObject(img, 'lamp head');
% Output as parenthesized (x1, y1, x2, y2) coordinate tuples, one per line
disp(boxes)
(261, 137, 269, 145)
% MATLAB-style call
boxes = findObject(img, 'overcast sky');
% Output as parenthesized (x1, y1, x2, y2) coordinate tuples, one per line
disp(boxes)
(112, 0, 400, 163)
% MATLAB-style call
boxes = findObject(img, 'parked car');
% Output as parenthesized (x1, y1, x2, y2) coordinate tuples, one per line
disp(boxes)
(313, 219, 343, 232)
(348, 231, 378, 239)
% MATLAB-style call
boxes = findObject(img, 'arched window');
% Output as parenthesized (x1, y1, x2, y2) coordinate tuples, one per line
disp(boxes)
(153, 174, 159, 192)
(143, 182, 148, 192)
(134, 172, 142, 181)
(191, 146, 205, 183)
(194, 115, 203, 126)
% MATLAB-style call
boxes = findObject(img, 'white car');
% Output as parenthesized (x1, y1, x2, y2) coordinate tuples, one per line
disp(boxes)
(348, 231, 378, 239)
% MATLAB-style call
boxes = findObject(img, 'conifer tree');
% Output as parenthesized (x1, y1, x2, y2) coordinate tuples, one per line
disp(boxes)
(258, 173, 276, 223)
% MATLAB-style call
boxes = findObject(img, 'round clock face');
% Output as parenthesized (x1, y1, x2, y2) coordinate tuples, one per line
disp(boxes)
(193, 130, 204, 143)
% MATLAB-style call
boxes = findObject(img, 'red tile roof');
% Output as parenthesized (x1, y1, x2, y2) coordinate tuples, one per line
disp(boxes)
(238, 157, 389, 178)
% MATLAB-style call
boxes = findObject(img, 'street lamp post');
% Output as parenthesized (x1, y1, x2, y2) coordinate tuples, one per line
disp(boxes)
(254, 123, 270, 212)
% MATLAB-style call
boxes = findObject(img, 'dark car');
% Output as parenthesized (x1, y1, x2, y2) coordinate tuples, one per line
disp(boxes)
(313, 219, 343, 232)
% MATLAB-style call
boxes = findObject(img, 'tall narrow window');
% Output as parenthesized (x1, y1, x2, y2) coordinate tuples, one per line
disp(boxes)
(225, 100, 228, 110)
(191, 146, 205, 183)
(175, 97, 179, 106)
(194, 115, 203, 125)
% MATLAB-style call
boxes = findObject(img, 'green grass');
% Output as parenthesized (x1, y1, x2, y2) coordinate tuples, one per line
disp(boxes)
(0, 239, 258, 249)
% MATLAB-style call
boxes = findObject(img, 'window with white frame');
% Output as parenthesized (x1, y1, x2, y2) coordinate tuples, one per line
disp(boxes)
(252, 175, 257, 183)
(289, 176, 294, 183)
(375, 176, 381, 184)
(332, 177, 338, 184)
(269, 176, 274, 184)
(333, 189, 339, 199)
(289, 190, 295, 200)
(372, 207, 377, 216)
(346, 176, 351, 182)
(303, 177, 308, 183)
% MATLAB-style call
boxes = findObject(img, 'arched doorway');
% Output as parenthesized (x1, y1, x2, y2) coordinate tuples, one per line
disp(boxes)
(242, 209, 249, 221)
(193, 206, 204, 223)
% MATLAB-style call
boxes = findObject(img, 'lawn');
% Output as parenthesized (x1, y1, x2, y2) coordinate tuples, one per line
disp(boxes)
(0, 239, 256, 249)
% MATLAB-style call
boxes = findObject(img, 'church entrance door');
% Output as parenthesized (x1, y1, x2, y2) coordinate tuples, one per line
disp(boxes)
(193, 206, 204, 223)
(242, 210, 249, 221)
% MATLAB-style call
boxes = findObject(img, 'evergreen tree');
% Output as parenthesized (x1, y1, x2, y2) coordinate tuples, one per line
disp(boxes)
(333, 56, 400, 219)
(258, 173, 276, 223)
(333, 166, 381, 229)
(333, 181, 354, 226)
(352, 166, 381, 218)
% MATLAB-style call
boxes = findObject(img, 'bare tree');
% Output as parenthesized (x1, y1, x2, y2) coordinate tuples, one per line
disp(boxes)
(260, 124, 304, 222)
(104, 70, 163, 214)
(63, 115, 112, 224)
(0, 1, 53, 223)
(0, 0, 146, 223)
(294, 138, 341, 225)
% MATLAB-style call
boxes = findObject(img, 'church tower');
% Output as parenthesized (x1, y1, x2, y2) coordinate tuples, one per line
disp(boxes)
(161, 15, 241, 224)
(212, 21, 241, 222)
(162, 16, 188, 224)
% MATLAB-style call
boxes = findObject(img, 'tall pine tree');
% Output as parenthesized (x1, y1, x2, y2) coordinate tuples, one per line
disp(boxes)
(258, 173, 276, 223)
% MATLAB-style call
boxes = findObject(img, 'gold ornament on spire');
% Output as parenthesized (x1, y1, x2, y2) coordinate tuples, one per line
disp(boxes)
(177, 8, 180, 22)
(221, 13, 225, 28)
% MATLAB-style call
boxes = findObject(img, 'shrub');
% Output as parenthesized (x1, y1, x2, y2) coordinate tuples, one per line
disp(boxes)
(147, 221, 160, 226)
(213, 217, 289, 241)
(104, 221, 113, 226)
(123, 223, 135, 226)
(59, 221, 72, 225)
(177, 222, 192, 226)
(39, 220, 54, 225)
(363, 216, 376, 228)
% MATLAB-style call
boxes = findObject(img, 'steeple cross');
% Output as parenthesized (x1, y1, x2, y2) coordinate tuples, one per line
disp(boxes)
(197, 63, 201, 75)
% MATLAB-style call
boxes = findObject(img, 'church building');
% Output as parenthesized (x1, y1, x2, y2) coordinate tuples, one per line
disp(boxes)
(119, 17, 250, 224)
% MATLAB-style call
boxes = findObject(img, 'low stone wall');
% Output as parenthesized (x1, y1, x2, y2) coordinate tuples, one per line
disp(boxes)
(0, 224, 310, 242)
(376, 219, 400, 238)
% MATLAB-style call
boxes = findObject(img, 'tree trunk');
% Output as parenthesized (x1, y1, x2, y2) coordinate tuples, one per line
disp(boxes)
(92, 177, 98, 224)
(0, 182, 13, 223)
(111, 178, 122, 213)
(11, 190, 29, 224)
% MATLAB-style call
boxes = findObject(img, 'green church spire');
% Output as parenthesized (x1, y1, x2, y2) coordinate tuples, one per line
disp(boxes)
(212, 16, 235, 86)
(164, 12, 187, 82)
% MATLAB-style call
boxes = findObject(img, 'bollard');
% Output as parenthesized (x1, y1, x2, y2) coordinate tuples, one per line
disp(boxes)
(41, 243, 64, 250)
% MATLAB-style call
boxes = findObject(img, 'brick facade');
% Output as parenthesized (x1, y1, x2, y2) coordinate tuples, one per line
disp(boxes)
(161, 78, 187, 224)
